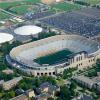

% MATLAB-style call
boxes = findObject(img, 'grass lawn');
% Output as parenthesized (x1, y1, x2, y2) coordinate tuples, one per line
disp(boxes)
(34, 49, 72, 65)
(56, 79, 66, 86)
(9, 5, 35, 15)
(0, 11, 11, 20)
(0, 0, 40, 9)
(51, 2, 81, 11)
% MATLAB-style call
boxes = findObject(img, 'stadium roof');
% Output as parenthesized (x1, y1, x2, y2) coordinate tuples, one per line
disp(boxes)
(14, 25, 42, 36)
(0, 33, 14, 44)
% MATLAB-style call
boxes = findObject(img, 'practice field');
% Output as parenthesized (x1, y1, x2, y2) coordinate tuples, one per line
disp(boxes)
(34, 50, 73, 65)
(51, 2, 81, 11)
(0, 0, 40, 9)
(9, 5, 35, 15)
(0, 11, 11, 20)
(0, 0, 40, 19)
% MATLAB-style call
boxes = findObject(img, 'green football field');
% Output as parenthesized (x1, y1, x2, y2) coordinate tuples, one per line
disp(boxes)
(34, 50, 73, 65)
(0, 0, 40, 9)
(0, 11, 11, 20)
(0, 0, 40, 20)
(9, 5, 35, 15)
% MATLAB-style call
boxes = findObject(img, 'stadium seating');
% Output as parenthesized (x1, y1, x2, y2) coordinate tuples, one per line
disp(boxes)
(10, 35, 99, 68)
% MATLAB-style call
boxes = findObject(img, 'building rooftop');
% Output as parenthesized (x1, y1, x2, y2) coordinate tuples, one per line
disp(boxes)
(0, 33, 13, 44)
(10, 94, 28, 100)
(2, 69, 14, 75)
(36, 82, 59, 94)
(72, 94, 94, 100)
(14, 25, 42, 36)
(73, 75, 95, 85)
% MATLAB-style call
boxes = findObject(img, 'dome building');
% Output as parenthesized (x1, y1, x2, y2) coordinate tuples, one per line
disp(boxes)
(14, 25, 43, 38)
(0, 33, 14, 46)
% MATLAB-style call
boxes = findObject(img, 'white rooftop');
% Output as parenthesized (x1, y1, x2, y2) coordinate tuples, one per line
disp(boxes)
(14, 25, 42, 36)
(0, 33, 14, 44)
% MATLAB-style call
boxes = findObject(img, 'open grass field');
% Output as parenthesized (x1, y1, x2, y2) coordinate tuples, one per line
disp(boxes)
(0, 0, 40, 20)
(0, 0, 40, 9)
(51, 2, 81, 11)
(9, 5, 35, 15)
(0, 11, 11, 19)
(34, 50, 73, 65)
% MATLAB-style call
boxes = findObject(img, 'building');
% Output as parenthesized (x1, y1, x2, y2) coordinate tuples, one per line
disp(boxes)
(72, 94, 94, 100)
(0, 32, 14, 46)
(2, 69, 14, 75)
(41, 0, 64, 4)
(0, 80, 4, 86)
(3, 76, 22, 90)
(35, 93, 51, 100)
(26, 89, 35, 98)
(34, 82, 59, 100)
(73, 75, 95, 89)
(73, 74, 100, 92)
(15, 89, 25, 96)
(36, 82, 60, 95)
(14, 25, 43, 38)
(10, 89, 35, 100)
(10, 94, 28, 100)
(6, 35, 100, 76)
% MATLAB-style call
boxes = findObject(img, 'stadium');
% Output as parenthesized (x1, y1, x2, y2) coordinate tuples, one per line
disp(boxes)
(6, 35, 100, 76)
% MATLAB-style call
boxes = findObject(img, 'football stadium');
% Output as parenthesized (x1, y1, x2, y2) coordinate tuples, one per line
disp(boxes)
(6, 35, 100, 76)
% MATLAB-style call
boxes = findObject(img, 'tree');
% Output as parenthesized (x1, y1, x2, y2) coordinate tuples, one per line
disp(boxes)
(0, 41, 21, 54)
(34, 77, 41, 87)
(60, 85, 71, 100)
(62, 69, 73, 79)
(8, 90, 15, 98)
(70, 81, 77, 96)
(0, 92, 3, 98)
(47, 97, 54, 100)
(40, 76, 57, 85)
(96, 59, 100, 68)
